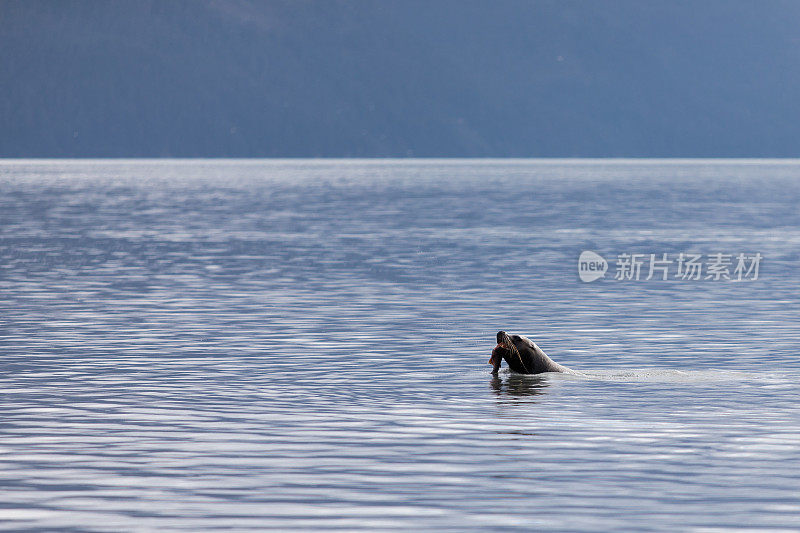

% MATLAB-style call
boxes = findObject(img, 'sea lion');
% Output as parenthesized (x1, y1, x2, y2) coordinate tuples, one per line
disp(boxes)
(489, 330, 573, 375)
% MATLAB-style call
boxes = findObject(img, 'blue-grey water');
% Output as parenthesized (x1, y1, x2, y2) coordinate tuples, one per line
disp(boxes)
(1, 159, 799, 531)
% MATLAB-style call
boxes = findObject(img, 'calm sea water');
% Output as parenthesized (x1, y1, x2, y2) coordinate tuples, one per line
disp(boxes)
(1, 159, 799, 531)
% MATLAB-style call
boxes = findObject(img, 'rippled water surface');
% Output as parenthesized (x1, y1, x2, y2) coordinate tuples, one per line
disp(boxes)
(1, 159, 799, 531)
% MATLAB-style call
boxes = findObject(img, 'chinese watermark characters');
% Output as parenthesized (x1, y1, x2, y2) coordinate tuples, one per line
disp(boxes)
(578, 251, 762, 283)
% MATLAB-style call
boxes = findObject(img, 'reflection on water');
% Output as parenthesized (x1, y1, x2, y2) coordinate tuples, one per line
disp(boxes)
(490, 373, 549, 400)
(1, 160, 799, 531)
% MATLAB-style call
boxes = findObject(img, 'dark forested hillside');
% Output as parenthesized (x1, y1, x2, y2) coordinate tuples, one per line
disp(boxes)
(2, 0, 800, 157)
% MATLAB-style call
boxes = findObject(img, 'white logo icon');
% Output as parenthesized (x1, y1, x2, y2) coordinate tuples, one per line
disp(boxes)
(578, 251, 607, 282)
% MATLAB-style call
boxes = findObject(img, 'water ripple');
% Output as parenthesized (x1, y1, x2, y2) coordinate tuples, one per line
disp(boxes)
(1, 160, 799, 530)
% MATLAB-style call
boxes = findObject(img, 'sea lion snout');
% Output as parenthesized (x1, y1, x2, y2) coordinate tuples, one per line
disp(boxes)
(490, 331, 513, 375)
(496, 330, 514, 349)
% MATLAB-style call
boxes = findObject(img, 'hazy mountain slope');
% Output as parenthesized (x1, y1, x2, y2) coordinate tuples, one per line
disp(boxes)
(2, 0, 800, 157)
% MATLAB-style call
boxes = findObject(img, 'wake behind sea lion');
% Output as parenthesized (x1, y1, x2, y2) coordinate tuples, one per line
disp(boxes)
(489, 330, 575, 375)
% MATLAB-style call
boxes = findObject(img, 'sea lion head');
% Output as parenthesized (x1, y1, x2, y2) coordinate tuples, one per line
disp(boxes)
(489, 330, 530, 374)
(489, 330, 519, 374)
(489, 331, 572, 375)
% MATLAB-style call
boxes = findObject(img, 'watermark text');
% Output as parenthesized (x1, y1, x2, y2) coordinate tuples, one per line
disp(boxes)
(578, 251, 762, 282)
